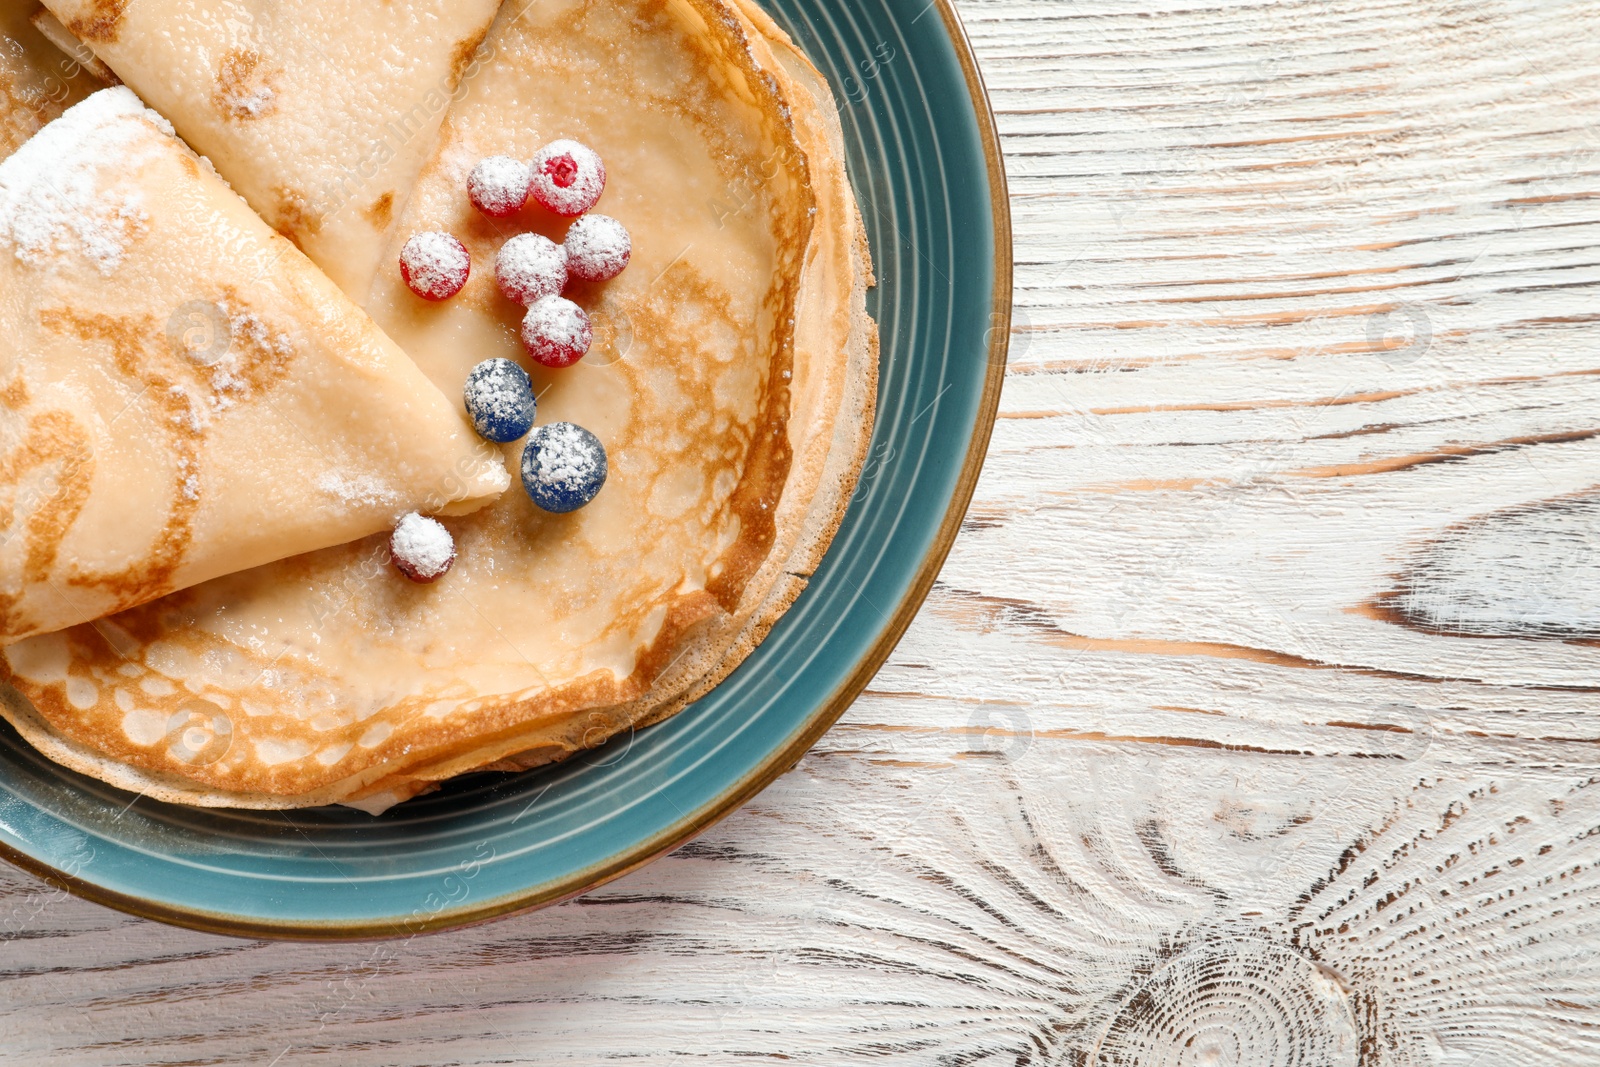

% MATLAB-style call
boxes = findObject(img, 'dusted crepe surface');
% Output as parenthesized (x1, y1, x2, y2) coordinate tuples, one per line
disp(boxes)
(41, 0, 502, 299)
(0, 87, 508, 644)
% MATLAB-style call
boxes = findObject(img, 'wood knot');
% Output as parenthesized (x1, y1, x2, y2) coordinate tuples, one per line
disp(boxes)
(1092, 939, 1357, 1067)
(1385, 492, 1600, 638)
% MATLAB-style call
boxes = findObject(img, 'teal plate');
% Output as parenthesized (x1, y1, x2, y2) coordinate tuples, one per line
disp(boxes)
(0, 0, 1010, 938)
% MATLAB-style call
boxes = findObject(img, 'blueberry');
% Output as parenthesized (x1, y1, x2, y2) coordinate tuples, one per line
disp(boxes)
(521, 422, 607, 513)
(463, 358, 535, 442)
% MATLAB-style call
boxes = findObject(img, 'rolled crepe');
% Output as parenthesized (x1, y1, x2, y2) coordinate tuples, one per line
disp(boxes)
(0, 0, 101, 161)
(0, 87, 509, 645)
(39, 0, 503, 300)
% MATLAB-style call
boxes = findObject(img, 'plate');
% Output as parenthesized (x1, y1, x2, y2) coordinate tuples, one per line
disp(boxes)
(0, 0, 1010, 938)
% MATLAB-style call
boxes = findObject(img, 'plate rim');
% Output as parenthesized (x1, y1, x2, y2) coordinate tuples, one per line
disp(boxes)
(0, 0, 1013, 940)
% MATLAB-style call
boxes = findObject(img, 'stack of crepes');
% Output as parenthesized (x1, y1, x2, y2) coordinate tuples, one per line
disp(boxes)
(0, 0, 875, 810)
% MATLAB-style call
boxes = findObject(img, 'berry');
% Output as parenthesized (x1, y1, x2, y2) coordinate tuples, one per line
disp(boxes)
(468, 155, 532, 217)
(399, 231, 470, 301)
(521, 422, 607, 513)
(463, 358, 536, 442)
(520, 295, 592, 368)
(564, 214, 631, 282)
(495, 232, 567, 305)
(528, 139, 605, 216)
(390, 512, 455, 582)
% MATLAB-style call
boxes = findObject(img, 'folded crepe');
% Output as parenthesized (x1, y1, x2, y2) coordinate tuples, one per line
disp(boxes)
(0, 0, 875, 809)
(0, 86, 509, 644)
(40, 0, 503, 299)
(0, 0, 102, 160)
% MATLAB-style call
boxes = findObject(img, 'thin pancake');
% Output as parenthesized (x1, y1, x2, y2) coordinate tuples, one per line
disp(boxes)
(0, 0, 100, 160)
(0, 0, 874, 808)
(40, 0, 503, 299)
(0, 87, 509, 645)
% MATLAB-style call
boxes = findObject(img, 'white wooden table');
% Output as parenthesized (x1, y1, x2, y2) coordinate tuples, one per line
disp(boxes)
(6, 0, 1600, 1061)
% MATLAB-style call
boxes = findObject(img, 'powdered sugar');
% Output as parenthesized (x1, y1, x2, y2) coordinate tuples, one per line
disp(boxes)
(169, 300, 294, 421)
(520, 294, 592, 368)
(399, 230, 470, 300)
(525, 423, 600, 489)
(0, 87, 168, 276)
(563, 213, 631, 282)
(226, 304, 293, 358)
(389, 511, 455, 581)
(529, 139, 606, 217)
(317, 471, 400, 510)
(210, 304, 291, 395)
(169, 384, 211, 433)
(520, 421, 607, 513)
(462, 357, 536, 442)
(495, 232, 566, 305)
(468, 154, 531, 217)
(225, 85, 274, 119)
(178, 455, 200, 501)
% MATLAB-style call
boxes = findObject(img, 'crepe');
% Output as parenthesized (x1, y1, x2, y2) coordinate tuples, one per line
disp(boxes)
(0, 86, 509, 645)
(0, 0, 875, 808)
(0, 0, 102, 161)
(39, 0, 503, 299)
(28, 8, 114, 84)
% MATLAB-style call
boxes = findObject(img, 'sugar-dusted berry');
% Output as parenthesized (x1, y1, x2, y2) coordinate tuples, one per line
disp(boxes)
(463, 357, 536, 442)
(520, 294, 592, 368)
(390, 512, 456, 582)
(496, 232, 567, 305)
(564, 213, 631, 282)
(468, 155, 532, 217)
(521, 422, 607, 513)
(399, 231, 469, 301)
(528, 139, 605, 217)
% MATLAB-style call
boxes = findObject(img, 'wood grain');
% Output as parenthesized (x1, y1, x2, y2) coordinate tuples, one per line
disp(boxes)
(5, 0, 1600, 1062)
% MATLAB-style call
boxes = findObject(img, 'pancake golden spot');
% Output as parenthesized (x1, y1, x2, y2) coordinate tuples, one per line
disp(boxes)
(449, 30, 489, 87)
(10, 411, 96, 584)
(213, 47, 276, 120)
(271, 183, 322, 243)
(61, 0, 129, 44)
(0, 373, 29, 410)
(68, 509, 199, 615)
(204, 285, 299, 397)
(0, 591, 19, 638)
(364, 190, 395, 229)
